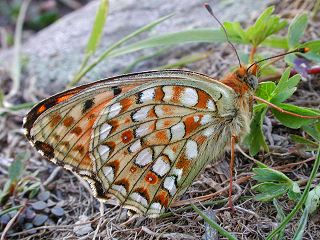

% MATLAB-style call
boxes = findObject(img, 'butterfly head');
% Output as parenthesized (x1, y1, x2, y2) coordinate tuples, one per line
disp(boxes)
(221, 64, 259, 94)
(235, 64, 259, 91)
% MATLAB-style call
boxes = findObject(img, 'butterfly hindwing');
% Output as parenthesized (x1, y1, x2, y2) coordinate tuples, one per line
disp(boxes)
(24, 70, 239, 217)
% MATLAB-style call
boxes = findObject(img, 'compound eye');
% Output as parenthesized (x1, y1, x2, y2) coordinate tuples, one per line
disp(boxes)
(247, 75, 259, 90)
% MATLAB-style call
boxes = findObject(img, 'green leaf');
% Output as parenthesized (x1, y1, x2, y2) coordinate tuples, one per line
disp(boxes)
(303, 123, 320, 141)
(253, 183, 288, 201)
(271, 103, 319, 129)
(86, 0, 109, 54)
(288, 182, 302, 201)
(223, 21, 248, 43)
(301, 40, 320, 52)
(289, 134, 319, 151)
(246, 6, 288, 47)
(9, 152, 29, 182)
(305, 184, 320, 214)
(271, 69, 301, 104)
(266, 146, 320, 240)
(288, 14, 308, 48)
(244, 106, 268, 156)
(256, 81, 276, 101)
(253, 168, 292, 183)
(191, 204, 238, 240)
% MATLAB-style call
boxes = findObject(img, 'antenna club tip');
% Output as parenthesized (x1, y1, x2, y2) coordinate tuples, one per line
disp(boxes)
(303, 47, 310, 53)
(297, 47, 310, 53)
(203, 3, 213, 13)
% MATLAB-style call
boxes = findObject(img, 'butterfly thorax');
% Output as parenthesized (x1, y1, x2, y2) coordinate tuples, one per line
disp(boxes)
(219, 65, 258, 142)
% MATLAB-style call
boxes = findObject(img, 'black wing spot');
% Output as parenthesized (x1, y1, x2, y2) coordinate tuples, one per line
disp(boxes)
(111, 86, 122, 96)
(82, 98, 95, 114)
(94, 181, 105, 197)
(136, 92, 143, 104)
(34, 141, 55, 159)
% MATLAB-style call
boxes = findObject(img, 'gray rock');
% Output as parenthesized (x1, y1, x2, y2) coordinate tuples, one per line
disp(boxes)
(32, 214, 48, 226)
(51, 206, 65, 217)
(0, 0, 272, 95)
(73, 215, 93, 236)
(37, 191, 50, 202)
(31, 201, 48, 210)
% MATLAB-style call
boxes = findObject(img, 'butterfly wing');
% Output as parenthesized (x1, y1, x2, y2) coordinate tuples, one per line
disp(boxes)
(24, 70, 238, 217)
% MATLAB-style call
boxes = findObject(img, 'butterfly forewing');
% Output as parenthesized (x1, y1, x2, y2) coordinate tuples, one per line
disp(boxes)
(24, 70, 238, 217)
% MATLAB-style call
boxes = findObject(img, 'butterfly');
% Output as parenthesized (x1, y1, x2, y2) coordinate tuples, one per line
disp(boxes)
(23, 64, 260, 218)
(23, 3, 315, 218)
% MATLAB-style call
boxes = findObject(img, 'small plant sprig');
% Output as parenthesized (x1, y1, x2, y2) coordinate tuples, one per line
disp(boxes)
(0, 152, 40, 206)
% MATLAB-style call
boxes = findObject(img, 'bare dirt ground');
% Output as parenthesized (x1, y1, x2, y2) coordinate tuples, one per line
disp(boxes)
(0, 0, 319, 239)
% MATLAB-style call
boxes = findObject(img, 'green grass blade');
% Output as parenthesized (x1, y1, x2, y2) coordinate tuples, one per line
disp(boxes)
(107, 29, 228, 58)
(266, 145, 320, 240)
(0, 205, 23, 217)
(122, 47, 169, 73)
(191, 204, 238, 240)
(86, 0, 109, 54)
(68, 13, 174, 87)
(108, 29, 288, 59)
(8, 0, 31, 97)
(292, 207, 309, 240)
(155, 51, 210, 70)
(273, 199, 286, 240)
(73, 0, 109, 82)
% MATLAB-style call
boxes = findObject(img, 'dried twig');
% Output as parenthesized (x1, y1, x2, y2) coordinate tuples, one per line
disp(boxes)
(1, 203, 25, 240)
(43, 166, 62, 186)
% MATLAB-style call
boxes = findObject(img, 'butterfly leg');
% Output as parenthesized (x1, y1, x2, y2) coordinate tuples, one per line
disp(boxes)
(228, 134, 237, 211)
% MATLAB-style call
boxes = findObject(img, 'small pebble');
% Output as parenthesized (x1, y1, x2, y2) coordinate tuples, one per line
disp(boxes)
(32, 201, 47, 211)
(47, 199, 57, 207)
(32, 214, 48, 226)
(0, 214, 10, 225)
(24, 223, 37, 234)
(73, 215, 92, 236)
(25, 208, 36, 220)
(37, 191, 50, 202)
(51, 206, 65, 217)
(17, 213, 25, 225)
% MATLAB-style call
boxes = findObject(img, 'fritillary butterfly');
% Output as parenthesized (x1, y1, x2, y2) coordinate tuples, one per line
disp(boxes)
(23, 66, 258, 217)
(23, 5, 314, 218)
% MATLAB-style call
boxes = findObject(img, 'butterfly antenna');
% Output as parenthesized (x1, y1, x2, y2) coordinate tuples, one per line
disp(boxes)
(247, 48, 310, 72)
(204, 3, 241, 67)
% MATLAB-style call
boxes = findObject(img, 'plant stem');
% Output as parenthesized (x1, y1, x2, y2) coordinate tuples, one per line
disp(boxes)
(249, 46, 257, 63)
(8, 0, 31, 98)
(266, 145, 320, 240)
(192, 204, 238, 240)
(312, 0, 320, 20)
